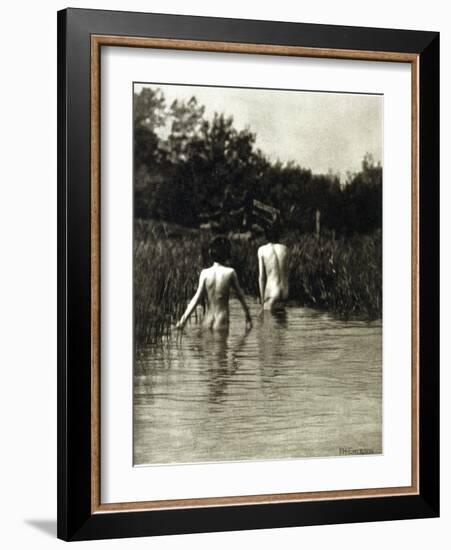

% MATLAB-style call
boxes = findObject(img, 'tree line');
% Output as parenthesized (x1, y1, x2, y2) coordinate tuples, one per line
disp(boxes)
(134, 87, 382, 236)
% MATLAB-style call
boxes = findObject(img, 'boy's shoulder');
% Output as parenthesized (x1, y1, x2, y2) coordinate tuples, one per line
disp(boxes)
(202, 265, 235, 275)
(219, 265, 236, 279)
(259, 242, 287, 251)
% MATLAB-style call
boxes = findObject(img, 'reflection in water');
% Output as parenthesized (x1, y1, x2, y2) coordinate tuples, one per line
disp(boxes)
(134, 300, 382, 465)
(257, 309, 287, 380)
(196, 328, 251, 405)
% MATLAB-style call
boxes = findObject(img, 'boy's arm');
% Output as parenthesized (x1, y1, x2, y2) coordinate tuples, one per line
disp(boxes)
(258, 249, 266, 305)
(176, 272, 205, 329)
(231, 270, 252, 328)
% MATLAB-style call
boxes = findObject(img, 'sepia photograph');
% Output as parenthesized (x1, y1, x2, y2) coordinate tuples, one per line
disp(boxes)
(133, 82, 383, 466)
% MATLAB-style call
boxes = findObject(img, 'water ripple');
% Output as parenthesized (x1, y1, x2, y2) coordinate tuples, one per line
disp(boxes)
(134, 300, 382, 465)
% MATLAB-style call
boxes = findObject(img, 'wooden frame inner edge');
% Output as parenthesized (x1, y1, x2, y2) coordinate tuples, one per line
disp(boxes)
(90, 34, 420, 514)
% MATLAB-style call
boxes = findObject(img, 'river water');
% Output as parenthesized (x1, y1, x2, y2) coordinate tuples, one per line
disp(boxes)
(134, 299, 382, 465)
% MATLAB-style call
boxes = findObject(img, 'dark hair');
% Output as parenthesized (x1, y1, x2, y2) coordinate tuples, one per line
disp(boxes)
(265, 222, 281, 243)
(209, 236, 231, 264)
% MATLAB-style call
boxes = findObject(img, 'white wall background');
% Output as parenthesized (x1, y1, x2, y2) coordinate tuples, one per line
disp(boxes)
(0, 1, 448, 548)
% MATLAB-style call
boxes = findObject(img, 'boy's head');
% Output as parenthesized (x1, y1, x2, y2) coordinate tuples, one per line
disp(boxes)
(209, 236, 231, 264)
(265, 221, 281, 243)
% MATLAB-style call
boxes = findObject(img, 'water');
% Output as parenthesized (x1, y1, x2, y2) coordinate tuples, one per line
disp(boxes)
(134, 299, 382, 465)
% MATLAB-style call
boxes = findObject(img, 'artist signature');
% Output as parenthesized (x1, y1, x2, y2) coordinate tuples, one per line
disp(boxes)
(339, 447, 376, 456)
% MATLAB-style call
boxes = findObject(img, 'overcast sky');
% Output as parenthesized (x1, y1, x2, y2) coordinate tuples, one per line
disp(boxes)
(135, 83, 383, 179)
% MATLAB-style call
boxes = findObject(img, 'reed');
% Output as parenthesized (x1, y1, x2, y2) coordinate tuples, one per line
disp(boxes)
(134, 220, 382, 346)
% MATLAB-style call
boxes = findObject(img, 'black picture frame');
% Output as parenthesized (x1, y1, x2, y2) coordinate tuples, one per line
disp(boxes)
(57, 7, 439, 541)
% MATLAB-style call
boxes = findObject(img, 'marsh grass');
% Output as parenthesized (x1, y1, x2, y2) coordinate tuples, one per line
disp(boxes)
(134, 220, 382, 346)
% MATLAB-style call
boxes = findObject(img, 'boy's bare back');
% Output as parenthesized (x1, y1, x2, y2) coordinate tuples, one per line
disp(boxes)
(177, 262, 252, 331)
(258, 243, 289, 311)
(202, 264, 235, 329)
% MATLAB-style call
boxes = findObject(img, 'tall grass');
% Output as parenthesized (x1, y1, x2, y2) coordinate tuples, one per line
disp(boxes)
(134, 221, 205, 345)
(286, 232, 382, 318)
(134, 220, 382, 346)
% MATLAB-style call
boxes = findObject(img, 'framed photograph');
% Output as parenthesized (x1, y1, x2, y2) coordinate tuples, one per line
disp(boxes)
(57, 8, 439, 541)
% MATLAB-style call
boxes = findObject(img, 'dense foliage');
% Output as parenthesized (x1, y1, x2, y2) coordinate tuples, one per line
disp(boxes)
(134, 87, 382, 236)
